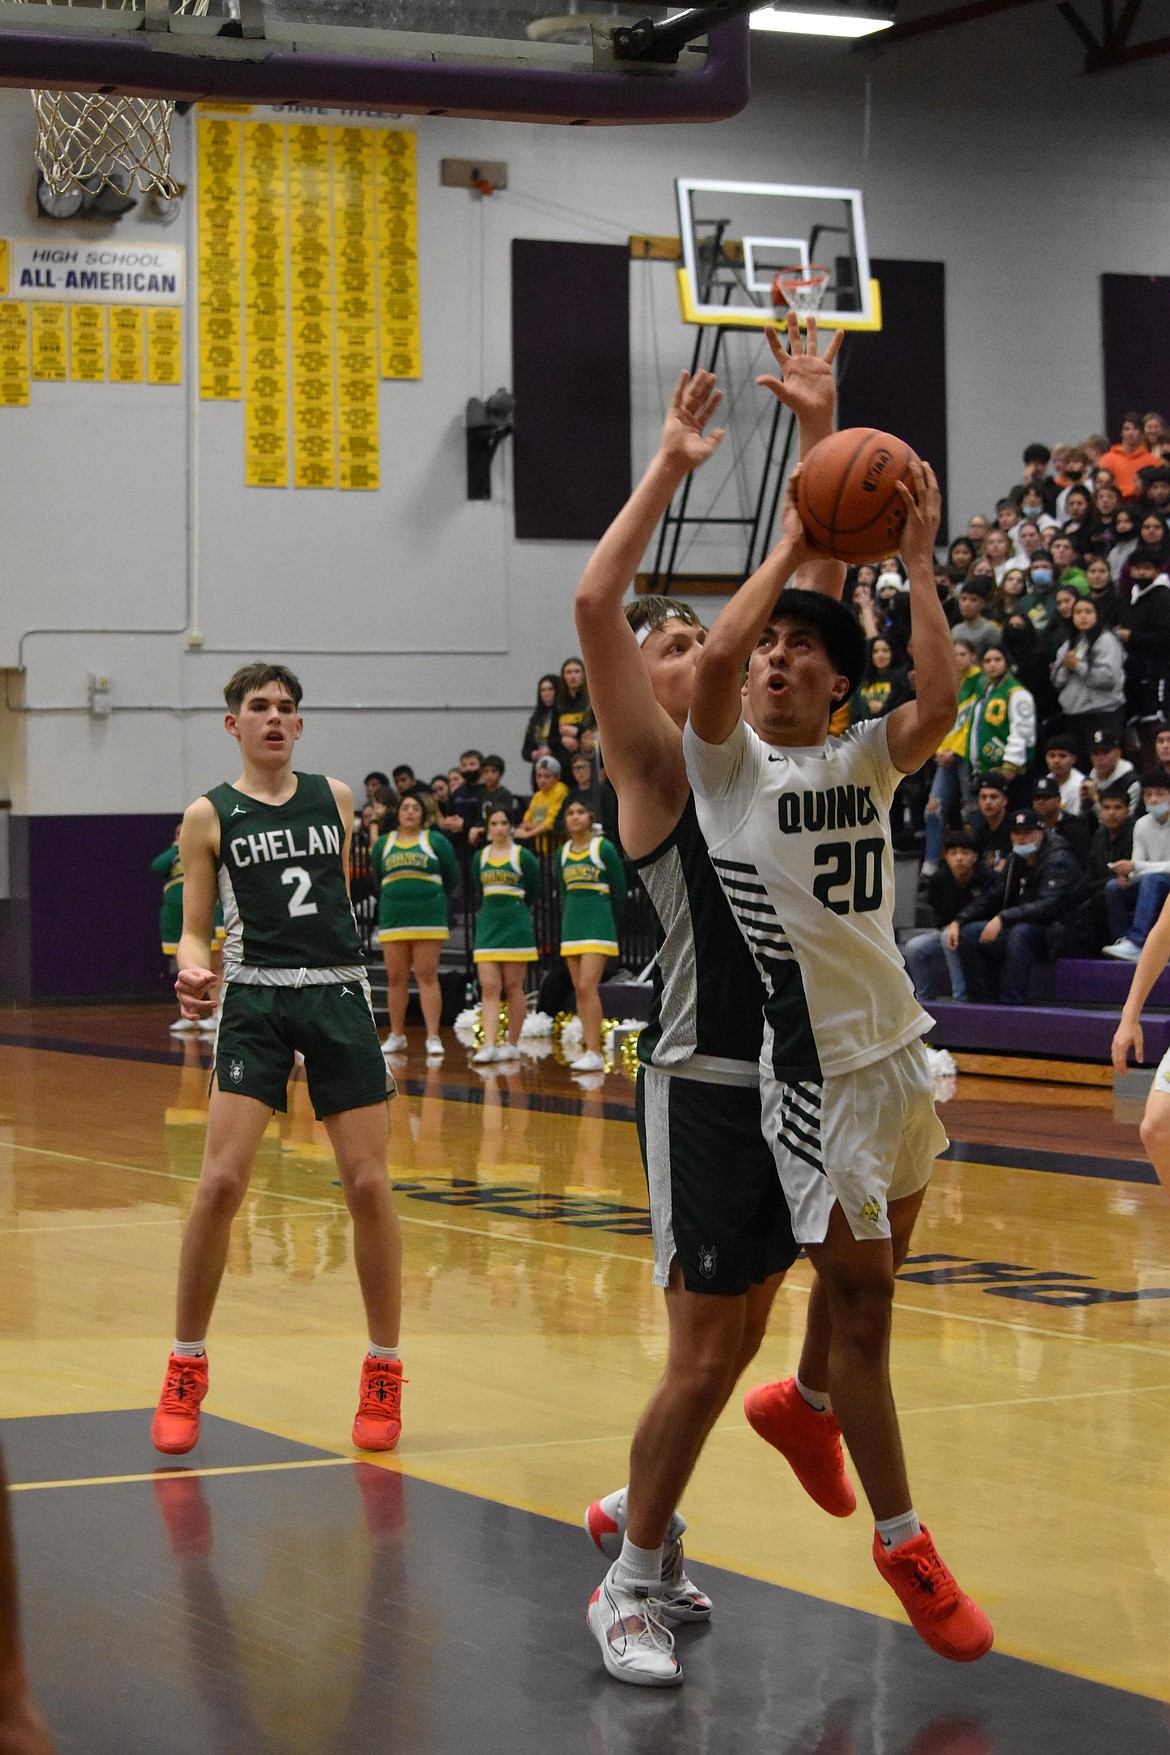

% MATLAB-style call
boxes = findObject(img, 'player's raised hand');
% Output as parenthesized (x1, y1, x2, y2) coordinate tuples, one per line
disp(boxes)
(176, 966, 218, 1019)
(1112, 1016, 1143, 1074)
(659, 369, 725, 471)
(757, 311, 842, 426)
(895, 460, 942, 572)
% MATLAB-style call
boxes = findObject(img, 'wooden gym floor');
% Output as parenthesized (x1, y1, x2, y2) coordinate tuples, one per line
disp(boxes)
(1, 1005, 1169, 1752)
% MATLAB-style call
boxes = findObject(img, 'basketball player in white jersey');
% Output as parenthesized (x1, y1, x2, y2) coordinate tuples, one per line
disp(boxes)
(683, 456, 993, 1661)
(577, 319, 856, 1686)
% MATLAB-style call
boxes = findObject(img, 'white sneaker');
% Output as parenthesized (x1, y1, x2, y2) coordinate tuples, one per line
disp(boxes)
(495, 1040, 521, 1060)
(569, 1049, 605, 1073)
(584, 1489, 710, 1625)
(587, 1571, 681, 1687)
(1103, 938, 1141, 962)
(382, 1032, 408, 1053)
(424, 1036, 444, 1057)
(169, 1017, 199, 1035)
(197, 1016, 218, 1035)
(472, 1043, 498, 1064)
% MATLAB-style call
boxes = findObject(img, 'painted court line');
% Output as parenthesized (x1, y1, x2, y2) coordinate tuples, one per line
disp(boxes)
(8, 1456, 356, 1494)
(8, 1142, 1170, 1356)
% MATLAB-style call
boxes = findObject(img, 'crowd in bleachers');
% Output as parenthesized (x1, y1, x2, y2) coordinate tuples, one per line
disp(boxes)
(867, 413, 1170, 1005)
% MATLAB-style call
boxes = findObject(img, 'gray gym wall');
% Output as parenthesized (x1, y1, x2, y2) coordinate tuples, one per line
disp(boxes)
(0, 6, 1167, 817)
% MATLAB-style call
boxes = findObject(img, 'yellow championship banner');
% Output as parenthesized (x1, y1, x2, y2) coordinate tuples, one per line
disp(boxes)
(0, 240, 8, 298)
(147, 307, 182, 385)
(197, 117, 242, 399)
(288, 123, 336, 490)
(108, 305, 145, 384)
(333, 127, 379, 491)
(374, 130, 421, 380)
(30, 302, 66, 382)
(69, 304, 106, 381)
(0, 302, 29, 406)
(243, 121, 289, 488)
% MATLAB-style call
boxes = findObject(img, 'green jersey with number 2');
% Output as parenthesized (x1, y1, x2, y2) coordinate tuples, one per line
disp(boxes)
(208, 772, 363, 970)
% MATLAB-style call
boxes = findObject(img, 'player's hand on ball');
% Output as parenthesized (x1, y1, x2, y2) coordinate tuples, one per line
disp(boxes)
(660, 370, 725, 471)
(780, 467, 814, 563)
(1112, 1019, 1142, 1073)
(176, 966, 217, 1019)
(757, 311, 842, 427)
(895, 460, 942, 569)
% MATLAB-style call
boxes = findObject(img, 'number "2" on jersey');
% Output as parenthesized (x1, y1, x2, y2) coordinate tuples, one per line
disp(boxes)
(812, 837, 884, 916)
(282, 866, 318, 918)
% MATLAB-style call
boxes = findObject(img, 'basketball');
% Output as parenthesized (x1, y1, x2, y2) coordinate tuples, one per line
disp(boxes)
(796, 427, 920, 565)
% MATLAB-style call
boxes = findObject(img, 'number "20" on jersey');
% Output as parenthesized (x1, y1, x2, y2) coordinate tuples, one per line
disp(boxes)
(811, 837, 884, 916)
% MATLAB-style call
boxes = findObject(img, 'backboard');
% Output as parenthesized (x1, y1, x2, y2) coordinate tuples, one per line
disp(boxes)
(676, 177, 881, 330)
(0, 3, 751, 125)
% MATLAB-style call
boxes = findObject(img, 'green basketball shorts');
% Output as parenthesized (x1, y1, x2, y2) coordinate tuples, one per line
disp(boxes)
(214, 978, 392, 1120)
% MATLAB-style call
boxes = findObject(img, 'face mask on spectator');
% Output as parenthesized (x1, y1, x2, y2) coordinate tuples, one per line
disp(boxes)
(1031, 567, 1053, 587)
(1013, 839, 1042, 858)
(1149, 802, 1170, 824)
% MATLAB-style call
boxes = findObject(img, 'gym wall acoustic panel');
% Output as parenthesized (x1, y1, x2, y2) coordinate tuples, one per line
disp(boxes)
(512, 239, 630, 541)
(836, 258, 948, 533)
(1102, 274, 1170, 442)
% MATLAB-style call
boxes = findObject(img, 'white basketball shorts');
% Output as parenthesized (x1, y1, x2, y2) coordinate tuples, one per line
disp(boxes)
(760, 1037, 948, 1245)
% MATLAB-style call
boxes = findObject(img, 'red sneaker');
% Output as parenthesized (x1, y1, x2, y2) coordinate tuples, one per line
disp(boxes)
(151, 1351, 209, 1455)
(872, 1526, 994, 1662)
(743, 1378, 856, 1517)
(352, 1356, 406, 1452)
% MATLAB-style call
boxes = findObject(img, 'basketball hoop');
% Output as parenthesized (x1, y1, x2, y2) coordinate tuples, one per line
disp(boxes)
(771, 264, 833, 319)
(13, 0, 216, 200)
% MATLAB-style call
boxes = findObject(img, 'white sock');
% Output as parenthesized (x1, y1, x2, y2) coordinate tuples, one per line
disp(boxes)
(876, 1509, 922, 1550)
(796, 1375, 832, 1414)
(172, 1339, 205, 1358)
(367, 1343, 400, 1362)
(611, 1536, 662, 1593)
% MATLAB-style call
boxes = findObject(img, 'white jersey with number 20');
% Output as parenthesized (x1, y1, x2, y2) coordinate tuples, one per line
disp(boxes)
(683, 714, 930, 1079)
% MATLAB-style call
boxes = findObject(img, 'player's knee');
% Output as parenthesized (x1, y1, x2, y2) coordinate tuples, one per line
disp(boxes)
(340, 1162, 389, 1216)
(1140, 1111, 1170, 1158)
(825, 1271, 893, 1350)
(197, 1161, 250, 1215)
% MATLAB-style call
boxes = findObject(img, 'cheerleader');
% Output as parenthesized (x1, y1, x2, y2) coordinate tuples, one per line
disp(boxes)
(372, 793, 458, 1058)
(472, 808, 541, 1064)
(557, 799, 626, 1073)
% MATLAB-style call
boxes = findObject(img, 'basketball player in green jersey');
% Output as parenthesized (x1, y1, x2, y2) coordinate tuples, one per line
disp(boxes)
(151, 663, 404, 1456)
(578, 319, 853, 1686)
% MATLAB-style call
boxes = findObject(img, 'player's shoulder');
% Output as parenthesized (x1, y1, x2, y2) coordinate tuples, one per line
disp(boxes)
(324, 775, 353, 808)
(827, 715, 891, 769)
(184, 793, 219, 832)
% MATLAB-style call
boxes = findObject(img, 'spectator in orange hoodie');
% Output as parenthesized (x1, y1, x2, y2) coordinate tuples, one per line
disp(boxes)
(1099, 412, 1161, 498)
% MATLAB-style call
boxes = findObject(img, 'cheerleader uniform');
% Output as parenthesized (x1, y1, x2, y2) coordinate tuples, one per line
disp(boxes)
(558, 835, 626, 957)
(473, 844, 541, 963)
(372, 828, 457, 943)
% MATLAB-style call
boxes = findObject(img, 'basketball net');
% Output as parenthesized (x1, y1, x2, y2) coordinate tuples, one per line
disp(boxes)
(13, 0, 215, 199)
(771, 265, 832, 320)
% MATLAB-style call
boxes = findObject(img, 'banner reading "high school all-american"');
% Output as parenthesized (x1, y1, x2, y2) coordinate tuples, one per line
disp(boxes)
(0, 239, 185, 303)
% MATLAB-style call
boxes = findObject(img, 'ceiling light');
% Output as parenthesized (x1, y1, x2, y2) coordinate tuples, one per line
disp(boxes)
(750, 7, 893, 38)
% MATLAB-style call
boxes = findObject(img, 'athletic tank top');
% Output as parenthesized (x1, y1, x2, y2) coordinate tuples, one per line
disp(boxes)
(209, 772, 363, 974)
(633, 793, 764, 1082)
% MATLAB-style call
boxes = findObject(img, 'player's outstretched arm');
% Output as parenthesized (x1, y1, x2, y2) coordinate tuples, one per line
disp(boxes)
(690, 486, 810, 747)
(885, 460, 958, 775)
(1112, 890, 1170, 1071)
(757, 312, 847, 602)
(175, 797, 219, 1018)
(575, 369, 724, 791)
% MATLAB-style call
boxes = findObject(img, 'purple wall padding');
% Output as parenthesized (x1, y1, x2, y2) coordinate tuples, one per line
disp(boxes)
(18, 814, 180, 1002)
(1052, 958, 1170, 1007)
(0, 20, 750, 126)
(512, 239, 631, 541)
